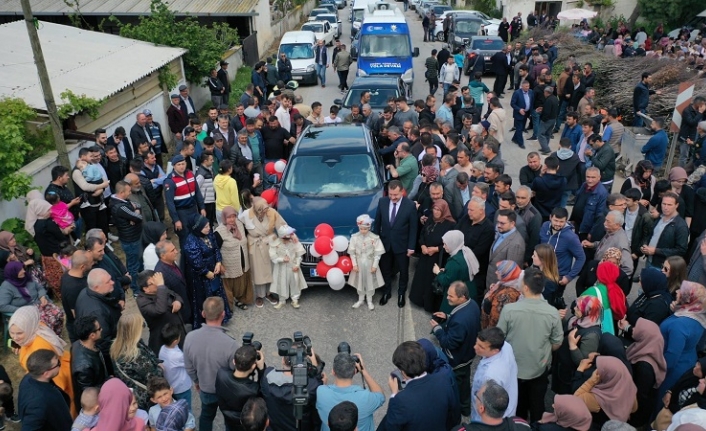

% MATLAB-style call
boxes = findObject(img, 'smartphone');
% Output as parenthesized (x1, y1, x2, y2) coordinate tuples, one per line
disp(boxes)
(8, 339, 20, 349)
(390, 369, 407, 391)
(432, 314, 446, 324)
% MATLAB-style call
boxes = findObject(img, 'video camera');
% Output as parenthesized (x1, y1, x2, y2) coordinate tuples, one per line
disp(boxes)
(277, 332, 324, 421)
(337, 342, 361, 367)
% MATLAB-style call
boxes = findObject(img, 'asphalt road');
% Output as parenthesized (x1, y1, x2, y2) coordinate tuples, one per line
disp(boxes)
(190, 5, 631, 430)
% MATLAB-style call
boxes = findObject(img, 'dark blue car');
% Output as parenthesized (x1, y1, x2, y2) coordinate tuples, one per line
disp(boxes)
(274, 124, 385, 283)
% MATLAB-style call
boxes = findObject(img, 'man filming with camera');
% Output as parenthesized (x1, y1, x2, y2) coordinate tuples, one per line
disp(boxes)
(216, 344, 266, 431)
(261, 336, 324, 431)
(316, 352, 385, 431)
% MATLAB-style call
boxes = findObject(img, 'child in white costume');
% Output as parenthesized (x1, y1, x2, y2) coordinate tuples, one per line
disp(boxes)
(346, 214, 385, 310)
(269, 225, 307, 309)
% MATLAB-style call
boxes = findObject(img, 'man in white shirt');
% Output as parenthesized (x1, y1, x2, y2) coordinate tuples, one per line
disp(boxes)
(275, 94, 293, 131)
(472, 327, 518, 422)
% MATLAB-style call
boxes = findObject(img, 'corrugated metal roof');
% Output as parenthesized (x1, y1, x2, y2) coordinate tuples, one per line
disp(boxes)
(0, 20, 187, 112)
(0, 0, 260, 16)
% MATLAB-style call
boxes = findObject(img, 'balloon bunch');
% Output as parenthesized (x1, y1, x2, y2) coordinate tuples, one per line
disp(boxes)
(311, 223, 353, 290)
(261, 159, 287, 206)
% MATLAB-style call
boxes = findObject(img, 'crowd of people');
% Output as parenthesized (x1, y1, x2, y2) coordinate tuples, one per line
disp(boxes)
(1, 6, 706, 431)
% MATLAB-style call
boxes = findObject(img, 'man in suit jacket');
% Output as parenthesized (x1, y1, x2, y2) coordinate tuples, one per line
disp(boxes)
(154, 240, 192, 326)
(178, 84, 196, 118)
(372, 180, 418, 308)
(217, 61, 232, 105)
(446, 171, 473, 220)
(167, 93, 188, 143)
(510, 80, 534, 149)
(490, 47, 510, 97)
(130, 112, 153, 155)
(486, 210, 526, 289)
(377, 341, 460, 431)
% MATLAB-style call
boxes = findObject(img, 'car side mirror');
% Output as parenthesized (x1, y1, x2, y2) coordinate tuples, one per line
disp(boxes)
(334, 98, 343, 105)
(413, 47, 420, 57)
(267, 174, 281, 185)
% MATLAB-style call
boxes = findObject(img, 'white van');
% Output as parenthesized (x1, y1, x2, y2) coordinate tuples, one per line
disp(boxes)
(350, 0, 374, 36)
(278, 31, 318, 85)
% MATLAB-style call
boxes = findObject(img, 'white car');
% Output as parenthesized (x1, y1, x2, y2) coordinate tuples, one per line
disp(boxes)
(433, 10, 499, 40)
(318, 13, 342, 38)
(308, 8, 330, 21)
(301, 21, 336, 46)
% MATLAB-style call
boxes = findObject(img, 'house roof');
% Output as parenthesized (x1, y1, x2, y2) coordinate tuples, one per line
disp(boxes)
(0, 20, 187, 112)
(0, 0, 260, 17)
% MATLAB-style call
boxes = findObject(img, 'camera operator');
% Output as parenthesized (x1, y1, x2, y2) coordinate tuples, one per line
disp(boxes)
(429, 281, 481, 420)
(216, 345, 266, 431)
(378, 341, 461, 431)
(261, 346, 324, 431)
(316, 353, 385, 431)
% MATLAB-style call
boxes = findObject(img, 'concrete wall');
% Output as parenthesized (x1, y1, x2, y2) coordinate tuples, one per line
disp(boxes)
(254, 0, 276, 55)
(269, 0, 319, 51)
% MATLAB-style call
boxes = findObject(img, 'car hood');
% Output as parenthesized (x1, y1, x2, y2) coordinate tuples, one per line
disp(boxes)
(276, 190, 383, 243)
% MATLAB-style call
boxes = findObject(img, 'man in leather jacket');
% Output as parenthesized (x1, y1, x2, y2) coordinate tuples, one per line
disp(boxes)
(216, 345, 266, 431)
(70, 315, 109, 412)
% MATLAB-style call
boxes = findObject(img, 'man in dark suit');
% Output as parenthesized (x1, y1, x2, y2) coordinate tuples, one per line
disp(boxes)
(372, 179, 418, 308)
(167, 93, 188, 144)
(377, 341, 460, 431)
(510, 80, 534, 149)
(178, 84, 197, 118)
(455, 196, 495, 304)
(154, 240, 193, 326)
(130, 112, 153, 156)
(490, 47, 510, 97)
(217, 60, 232, 105)
(486, 210, 526, 289)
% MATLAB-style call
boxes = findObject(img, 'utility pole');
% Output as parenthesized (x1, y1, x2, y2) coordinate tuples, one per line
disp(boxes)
(20, 0, 72, 173)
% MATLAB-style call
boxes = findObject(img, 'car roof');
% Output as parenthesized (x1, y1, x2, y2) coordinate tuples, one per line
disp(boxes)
(350, 75, 401, 86)
(292, 124, 374, 155)
(281, 31, 316, 43)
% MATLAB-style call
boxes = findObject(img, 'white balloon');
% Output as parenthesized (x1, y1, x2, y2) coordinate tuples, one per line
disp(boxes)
(274, 160, 287, 173)
(327, 268, 346, 290)
(323, 251, 339, 266)
(332, 235, 349, 252)
(309, 245, 321, 258)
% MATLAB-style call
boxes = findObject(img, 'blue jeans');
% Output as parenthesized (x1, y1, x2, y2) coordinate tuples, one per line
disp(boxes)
(174, 388, 192, 411)
(199, 391, 220, 431)
(530, 109, 541, 138)
(315, 64, 326, 85)
(537, 119, 554, 152)
(443, 83, 452, 96)
(555, 100, 568, 131)
(120, 240, 143, 293)
(559, 190, 572, 207)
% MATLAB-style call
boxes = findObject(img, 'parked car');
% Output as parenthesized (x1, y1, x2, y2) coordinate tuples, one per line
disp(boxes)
(308, 8, 331, 21)
(350, 30, 360, 59)
(333, 75, 408, 119)
(278, 31, 318, 85)
(274, 124, 385, 284)
(301, 21, 336, 46)
(317, 2, 339, 15)
(318, 13, 342, 38)
(462, 36, 505, 74)
(432, 10, 482, 43)
(321, 0, 346, 9)
(417, 0, 439, 19)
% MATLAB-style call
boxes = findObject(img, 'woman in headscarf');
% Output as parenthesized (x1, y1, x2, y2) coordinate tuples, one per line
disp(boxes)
(30, 199, 72, 299)
(433, 230, 479, 314)
(626, 317, 667, 427)
(537, 394, 593, 431)
(619, 266, 671, 341)
(23, 190, 45, 237)
(183, 216, 232, 328)
(659, 281, 706, 402)
(481, 260, 522, 329)
(0, 261, 64, 336)
(413, 165, 440, 203)
(660, 358, 706, 424)
(110, 313, 164, 411)
(91, 378, 145, 431)
(552, 296, 603, 395)
(0, 230, 41, 285)
(410, 200, 456, 313)
(573, 356, 638, 426)
(620, 160, 655, 206)
(141, 221, 167, 271)
(214, 206, 253, 310)
(576, 247, 631, 298)
(239, 197, 287, 308)
(8, 305, 76, 416)
(581, 260, 627, 335)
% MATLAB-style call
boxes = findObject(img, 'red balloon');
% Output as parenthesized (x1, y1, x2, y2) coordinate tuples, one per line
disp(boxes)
(336, 256, 353, 274)
(313, 236, 333, 255)
(261, 188, 277, 205)
(314, 223, 335, 239)
(316, 261, 333, 278)
(265, 162, 277, 175)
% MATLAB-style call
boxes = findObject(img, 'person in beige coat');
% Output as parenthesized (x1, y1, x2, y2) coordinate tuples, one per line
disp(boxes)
(346, 214, 385, 310)
(214, 206, 253, 310)
(239, 197, 287, 308)
(487, 99, 507, 145)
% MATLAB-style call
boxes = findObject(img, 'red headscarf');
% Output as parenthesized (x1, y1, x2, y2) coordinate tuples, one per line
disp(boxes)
(596, 261, 627, 320)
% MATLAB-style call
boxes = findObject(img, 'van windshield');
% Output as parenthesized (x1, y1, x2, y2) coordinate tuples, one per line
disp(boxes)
(359, 34, 410, 57)
(284, 154, 380, 195)
(280, 43, 314, 60)
(353, 9, 365, 21)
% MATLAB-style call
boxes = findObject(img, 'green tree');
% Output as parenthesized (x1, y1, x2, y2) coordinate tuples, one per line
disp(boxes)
(0, 98, 42, 201)
(110, 0, 239, 84)
(637, 0, 702, 29)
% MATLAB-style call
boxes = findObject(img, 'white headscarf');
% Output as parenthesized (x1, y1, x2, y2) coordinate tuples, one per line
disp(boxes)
(9, 305, 66, 355)
(442, 230, 480, 281)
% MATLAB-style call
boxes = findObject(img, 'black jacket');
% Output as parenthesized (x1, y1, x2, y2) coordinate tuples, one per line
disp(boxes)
(155, 260, 192, 324)
(678, 105, 703, 141)
(216, 367, 264, 431)
(541, 94, 559, 121)
(489, 51, 509, 76)
(18, 375, 73, 431)
(136, 286, 186, 355)
(75, 287, 122, 351)
(432, 300, 480, 367)
(628, 206, 650, 256)
(130, 123, 152, 153)
(217, 68, 231, 94)
(70, 340, 108, 411)
(552, 150, 581, 191)
(96, 251, 130, 298)
(643, 215, 689, 268)
(454, 105, 481, 131)
(109, 195, 143, 243)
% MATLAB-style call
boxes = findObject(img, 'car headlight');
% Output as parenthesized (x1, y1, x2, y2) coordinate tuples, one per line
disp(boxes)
(402, 68, 413, 81)
(306, 64, 315, 72)
(358, 69, 367, 76)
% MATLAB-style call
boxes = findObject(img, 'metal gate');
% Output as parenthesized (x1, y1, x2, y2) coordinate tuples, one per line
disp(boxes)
(242, 32, 260, 67)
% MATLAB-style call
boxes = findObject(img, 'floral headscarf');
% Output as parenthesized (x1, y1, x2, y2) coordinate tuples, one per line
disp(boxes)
(674, 281, 706, 329)
(571, 295, 602, 328)
(422, 165, 439, 183)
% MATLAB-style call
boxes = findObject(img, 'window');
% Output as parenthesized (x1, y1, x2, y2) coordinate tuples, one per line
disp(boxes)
(284, 154, 380, 195)
(359, 34, 411, 57)
(302, 23, 324, 33)
(455, 20, 482, 35)
(343, 88, 400, 108)
(471, 39, 506, 50)
(280, 43, 314, 60)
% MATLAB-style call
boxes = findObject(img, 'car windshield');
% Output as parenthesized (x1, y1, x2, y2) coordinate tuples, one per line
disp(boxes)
(320, 15, 336, 23)
(302, 23, 324, 33)
(353, 9, 365, 21)
(310, 10, 326, 17)
(280, 43, 314, 59)
(432, 5, 451, 13)
(284, 154, 380, 195)
(343, 87, 400, 108)
(472, 39, 505, 50)
(359, 34, 410, 57)
(455, 19, 482, 35)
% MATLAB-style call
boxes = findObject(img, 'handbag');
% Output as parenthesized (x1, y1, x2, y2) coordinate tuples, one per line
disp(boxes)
(431, 249, 446, 296)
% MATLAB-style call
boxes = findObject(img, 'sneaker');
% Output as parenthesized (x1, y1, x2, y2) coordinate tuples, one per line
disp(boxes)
(274, 301, 285, 309)
(99, 203, 107, 211)
(526, 136, 538, 141)
(6, 415, 17, 424)
(291, 300, 300, 309)
(352, 300, 364, 309)
(367, 301, 374, 310)
(108, 233, 119, 242)
(80, 201, 90, 208)
(265, 294, 278, 305)
(255, 298, 264, 308)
